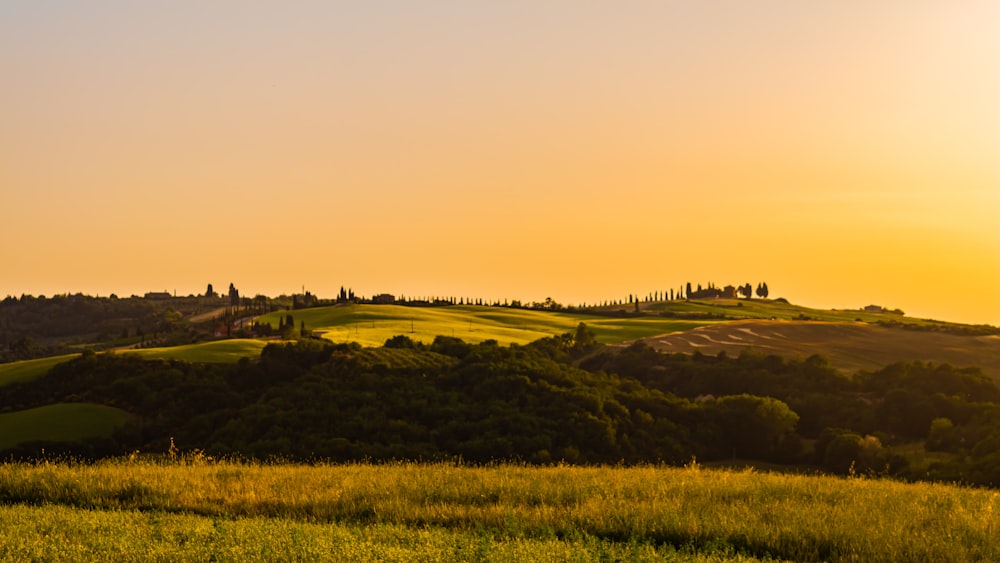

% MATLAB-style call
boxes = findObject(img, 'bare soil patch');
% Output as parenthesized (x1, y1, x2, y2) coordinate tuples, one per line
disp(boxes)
(639, 321, 1000, 381)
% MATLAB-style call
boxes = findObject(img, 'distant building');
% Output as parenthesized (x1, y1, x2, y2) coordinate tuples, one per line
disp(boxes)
(722, 285, 738, 299)
(372, 293, 396, 304)
(864, 305, 884, 313)
(144, 291, 172, 300)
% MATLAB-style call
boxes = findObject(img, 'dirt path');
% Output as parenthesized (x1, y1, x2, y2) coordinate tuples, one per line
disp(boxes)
(186, 307, 229, 323)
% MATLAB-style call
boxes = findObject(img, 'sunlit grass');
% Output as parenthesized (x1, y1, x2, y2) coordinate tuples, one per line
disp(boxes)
(258, 304, 713, 347)
(0, 404, 131, 450)
(0, 354, 79, 387)
(0, 504, 763, 563)
(0, 460, 996, 562)
(0, 341, 268, 387)
(117, 339, 270, 363)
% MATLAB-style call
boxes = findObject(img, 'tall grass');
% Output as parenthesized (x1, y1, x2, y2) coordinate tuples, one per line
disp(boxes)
(0, 503, 766, 562)
(1, 460, 996, 561)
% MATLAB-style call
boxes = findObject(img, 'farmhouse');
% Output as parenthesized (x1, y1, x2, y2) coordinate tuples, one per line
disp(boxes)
(372, 293, 396, 304)
(144, 291, 172, 300)
(864, 305, 884, 313)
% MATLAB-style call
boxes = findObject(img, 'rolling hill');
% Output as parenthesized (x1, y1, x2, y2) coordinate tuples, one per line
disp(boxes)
(637, 320, 1000, 381)
(0, 403, 131, 451)
(114, 339, 270, 363)
(255, 304, 716, 347)
(253, 301, 998, 379)
(0, 353, 80, 387)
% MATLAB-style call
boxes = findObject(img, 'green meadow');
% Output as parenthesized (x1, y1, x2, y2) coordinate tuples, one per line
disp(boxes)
(0, 341, 268, 389)
(0, 354, 79, 387)
(257, 304, 714, 347)
(0, 404, 131, 451)
(256, 299, 968, 349)
(0, 460, 996, 562)
(116, 339, 271, 363)
(0, 343, 264, 452)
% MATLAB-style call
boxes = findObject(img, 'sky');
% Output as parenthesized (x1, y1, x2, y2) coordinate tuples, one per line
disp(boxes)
(2, 1, 998, 325)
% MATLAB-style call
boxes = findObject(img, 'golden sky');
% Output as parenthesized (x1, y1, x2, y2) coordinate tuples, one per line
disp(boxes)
(2, 1, 998, 325)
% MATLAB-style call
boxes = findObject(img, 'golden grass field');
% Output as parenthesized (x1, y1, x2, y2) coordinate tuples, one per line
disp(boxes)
(257, 304, 714, 347)
(0, 459, 997, 562)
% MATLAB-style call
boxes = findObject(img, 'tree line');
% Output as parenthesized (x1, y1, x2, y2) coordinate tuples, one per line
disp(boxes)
(3, 325, 998, 486)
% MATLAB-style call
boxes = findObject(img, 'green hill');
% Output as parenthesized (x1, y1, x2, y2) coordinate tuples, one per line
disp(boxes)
(257, 304, 715, 347)
(0, 342, 268, 391)
(116, 339, 269, 363)
(2, 299, 993, 384)
(258, 299, 988, 348)
(0, 354, 79, 388)
(0, 403, 131, 450)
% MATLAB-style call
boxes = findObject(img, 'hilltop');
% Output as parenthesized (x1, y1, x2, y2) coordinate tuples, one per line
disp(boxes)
(3, 291, 996, 382)
(3, 286, 994, 360)
(252, 299, 1000, 381)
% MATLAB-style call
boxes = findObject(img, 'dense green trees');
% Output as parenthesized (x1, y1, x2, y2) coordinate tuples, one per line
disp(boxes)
(0, 293, 240, 361)
(3, 327, 1000, 486)
(756, 282, 769, 299)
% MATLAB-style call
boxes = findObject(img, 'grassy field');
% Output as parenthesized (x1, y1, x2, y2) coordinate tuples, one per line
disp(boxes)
(257, 298, 983, 349)
(0, 354, 79, 387)
(0, 460, 996, 562)
(116, 339, 271, 363)
(0, 341, 270, 391)
(0, 504, 746, 562)
(0, 342, 270, 450)
(258, 304, 715, 347)
(3, 299, 984, 376)
(0, 404, 131, 451)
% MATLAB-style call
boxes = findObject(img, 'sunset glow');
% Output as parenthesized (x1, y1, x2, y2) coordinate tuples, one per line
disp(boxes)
(2, 1, 998, 324)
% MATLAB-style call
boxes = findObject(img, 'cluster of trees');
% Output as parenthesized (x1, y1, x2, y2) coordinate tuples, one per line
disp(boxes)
(612, 282, 770, 309)
(582, 343, 1000, 480)
(0, 286, 297, 359)
(681, 282, 769, 300)
(4, 326, 999, 486)
(269, 280, 775, 315)
(0, 294, 214, 361)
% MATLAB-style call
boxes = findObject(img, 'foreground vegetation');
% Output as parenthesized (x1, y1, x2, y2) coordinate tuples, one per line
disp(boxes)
(1, 460, 997, 562)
